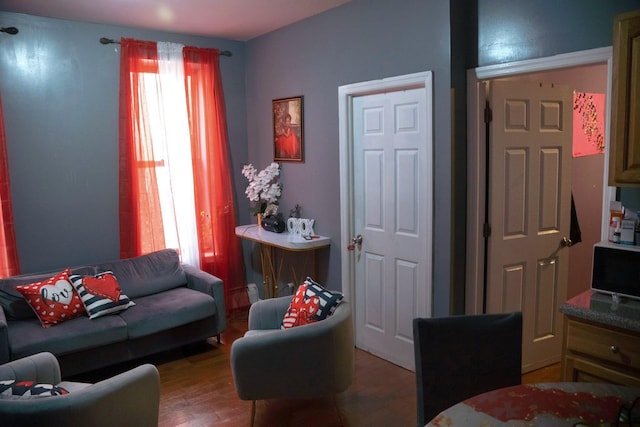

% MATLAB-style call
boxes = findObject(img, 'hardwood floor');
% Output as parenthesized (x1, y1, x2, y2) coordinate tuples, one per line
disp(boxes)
(79, 310, 561, 426)
(150, 310, 417, 426)
(522, 362, 562, 384)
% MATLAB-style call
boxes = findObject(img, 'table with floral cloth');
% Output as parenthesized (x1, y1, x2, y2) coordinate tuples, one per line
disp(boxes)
(427, 382, 640, 426)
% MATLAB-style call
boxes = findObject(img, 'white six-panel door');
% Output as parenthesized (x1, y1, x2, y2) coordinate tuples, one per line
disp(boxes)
(351, 88, 431, 371)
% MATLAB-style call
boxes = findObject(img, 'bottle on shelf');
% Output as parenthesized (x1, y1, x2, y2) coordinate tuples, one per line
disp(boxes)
(613, 222, 621, 243)
(609, 216, 621, 242)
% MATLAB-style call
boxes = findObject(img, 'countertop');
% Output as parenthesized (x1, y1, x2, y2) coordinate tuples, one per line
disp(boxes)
(560, 290, 640, 333)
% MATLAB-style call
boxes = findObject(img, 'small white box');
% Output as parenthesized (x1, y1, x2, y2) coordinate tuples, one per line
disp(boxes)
(620, 219, 636, 245)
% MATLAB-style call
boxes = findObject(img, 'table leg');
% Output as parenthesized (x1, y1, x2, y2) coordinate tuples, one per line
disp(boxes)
(286, 249, 322, 289)
(259, 244, 281, 298)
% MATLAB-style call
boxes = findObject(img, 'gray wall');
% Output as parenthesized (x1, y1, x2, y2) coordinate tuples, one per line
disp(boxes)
(2, 0, 640, 317)
(478, 0, 640, 66)
(0, 11, 247, 273)
(243, 0, 640, 314)
(243, 0, 453, 315)
(476, 0, 640, 307)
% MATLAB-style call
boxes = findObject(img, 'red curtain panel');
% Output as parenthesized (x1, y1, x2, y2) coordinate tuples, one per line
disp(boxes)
(0, 93, 20, 277)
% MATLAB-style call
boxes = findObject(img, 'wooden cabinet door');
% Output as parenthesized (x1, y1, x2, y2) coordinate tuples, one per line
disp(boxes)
(610, 10, 640, 185)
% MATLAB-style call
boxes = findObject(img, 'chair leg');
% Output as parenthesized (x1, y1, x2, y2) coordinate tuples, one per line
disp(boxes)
(250, 400, 256, 427)
(334, 395, 345, 426)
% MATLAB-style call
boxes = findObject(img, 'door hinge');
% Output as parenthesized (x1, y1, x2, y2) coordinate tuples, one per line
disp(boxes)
(484, 101, 492, 124)
(483, 223, 491, 238)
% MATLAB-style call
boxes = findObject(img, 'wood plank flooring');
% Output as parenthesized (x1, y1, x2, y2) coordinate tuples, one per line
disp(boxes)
(77, 310, 561, 426)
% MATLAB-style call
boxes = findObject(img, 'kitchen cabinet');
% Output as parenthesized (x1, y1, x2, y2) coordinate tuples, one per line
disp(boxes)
(609, 10, 640, 186)
(562, 317, 640, 386)
(560, 291, 640, 386)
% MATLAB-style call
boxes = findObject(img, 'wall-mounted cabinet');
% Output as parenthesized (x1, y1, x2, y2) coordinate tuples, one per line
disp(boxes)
(609, 10, 640, 186)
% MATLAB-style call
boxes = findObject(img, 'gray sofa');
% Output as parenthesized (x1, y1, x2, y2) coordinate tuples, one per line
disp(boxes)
(0, 352, 160, 427)
(0, 249, 226, 377)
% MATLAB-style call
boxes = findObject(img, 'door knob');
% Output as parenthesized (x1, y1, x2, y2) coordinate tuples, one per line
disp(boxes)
(560, 237, 572, 248)
(347, 234, 363, 251)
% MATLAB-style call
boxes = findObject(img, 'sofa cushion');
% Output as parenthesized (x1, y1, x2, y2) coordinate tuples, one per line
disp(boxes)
(14, 270, 86, 328)
(0, 266, 99, 321)
(0, 380, 69, 399)
(118, 287, 216, 338)
(69, 273, 135, 319)
(281, 277, 343, 329)
(8, 314, 128, 360)
(96, 249, 187, 299)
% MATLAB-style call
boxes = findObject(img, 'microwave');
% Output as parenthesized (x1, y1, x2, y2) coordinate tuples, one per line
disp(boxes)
(591, 241, 640, 301)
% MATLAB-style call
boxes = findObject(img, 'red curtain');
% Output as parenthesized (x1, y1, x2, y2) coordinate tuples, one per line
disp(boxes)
(119, 39, 247, 312)
(0, 94, 20, 277)
(119, 39, 165, 258)
(182, 47, 247, 310)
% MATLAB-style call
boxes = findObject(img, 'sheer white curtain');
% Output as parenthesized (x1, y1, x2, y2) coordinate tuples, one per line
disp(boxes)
(144, 41, 199, 267)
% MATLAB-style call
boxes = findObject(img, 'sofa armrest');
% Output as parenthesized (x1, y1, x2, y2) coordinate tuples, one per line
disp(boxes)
(0, 364, 160, 427)
(0, 306, 8, 364)
(183, 264, 226, 328)
(0, 352, 61, 384)
(247, 295, 293, 330)
(231, 302, 354, 400)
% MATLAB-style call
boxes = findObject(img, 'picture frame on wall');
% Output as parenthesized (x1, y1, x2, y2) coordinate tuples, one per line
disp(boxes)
(273, 96, 304, 162)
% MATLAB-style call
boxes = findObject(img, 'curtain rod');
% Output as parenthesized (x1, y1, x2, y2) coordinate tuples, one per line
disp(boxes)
(99, 37, 232, 57)
(1, 27, 19, 35)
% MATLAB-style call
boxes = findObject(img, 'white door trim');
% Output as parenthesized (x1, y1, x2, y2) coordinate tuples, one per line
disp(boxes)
(338, 71, 433, 315)
(466, 47, 616, 314)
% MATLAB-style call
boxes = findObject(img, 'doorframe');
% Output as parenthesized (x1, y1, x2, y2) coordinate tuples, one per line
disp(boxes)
(466, 47, 616, 314)
(338, 71, 434, 317)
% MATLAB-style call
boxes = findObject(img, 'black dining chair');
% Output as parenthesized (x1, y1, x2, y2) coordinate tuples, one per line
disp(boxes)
(413, 312, 523, 427)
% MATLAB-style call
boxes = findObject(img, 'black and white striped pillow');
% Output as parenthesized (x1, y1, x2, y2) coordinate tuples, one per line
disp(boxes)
(69, 272, 135, 319)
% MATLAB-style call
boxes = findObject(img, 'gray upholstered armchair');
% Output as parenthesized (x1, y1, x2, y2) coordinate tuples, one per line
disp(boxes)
(230, 295, 354, 424)
(0, 352, 160, 427)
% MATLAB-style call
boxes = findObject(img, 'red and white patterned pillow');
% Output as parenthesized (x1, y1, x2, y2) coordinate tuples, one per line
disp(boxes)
(281, 277, 343, 329)
(15, 269, 86, 328)
(0, 380, 69, 399)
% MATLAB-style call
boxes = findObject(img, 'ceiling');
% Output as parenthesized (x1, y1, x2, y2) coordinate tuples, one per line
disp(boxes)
(0, 0, 351, 41)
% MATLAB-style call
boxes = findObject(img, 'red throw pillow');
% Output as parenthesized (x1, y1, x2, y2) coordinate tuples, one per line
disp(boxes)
(15, 269, 86, 328)
(281, 277, 344, 329)
(82, 274, 121, 302)
(282, 284, 320, 329)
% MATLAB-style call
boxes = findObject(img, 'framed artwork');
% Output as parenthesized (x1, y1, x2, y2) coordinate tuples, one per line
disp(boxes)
(273, 96, 304, 162)
(573, 92, 606, 157)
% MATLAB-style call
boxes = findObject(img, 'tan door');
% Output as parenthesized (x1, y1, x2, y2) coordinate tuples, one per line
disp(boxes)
(352, 87, 431, 371)
(487, 80, 572, 373)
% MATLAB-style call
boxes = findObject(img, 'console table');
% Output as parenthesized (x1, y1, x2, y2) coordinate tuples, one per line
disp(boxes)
(235, 224, 331, 298)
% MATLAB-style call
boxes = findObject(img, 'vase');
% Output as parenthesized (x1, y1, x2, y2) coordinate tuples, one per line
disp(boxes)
(257, 213, 263, 226)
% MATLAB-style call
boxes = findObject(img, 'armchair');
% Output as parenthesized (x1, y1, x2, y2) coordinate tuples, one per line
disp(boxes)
(230, 295, 354, 425)
(0, 352, 160, 427)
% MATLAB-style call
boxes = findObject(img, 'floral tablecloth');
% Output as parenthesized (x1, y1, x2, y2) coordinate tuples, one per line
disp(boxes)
(427, 382, 639, 426)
